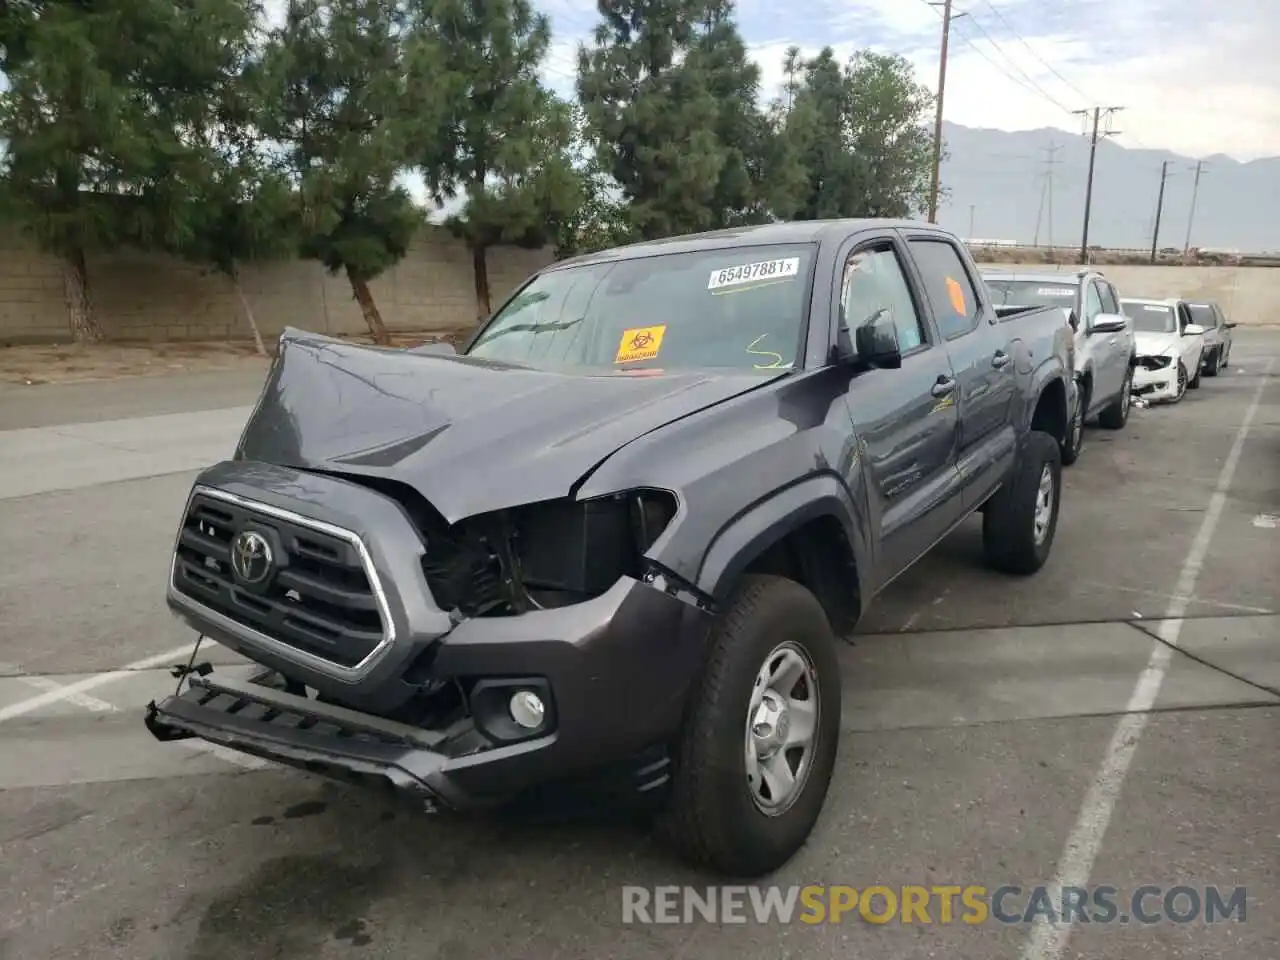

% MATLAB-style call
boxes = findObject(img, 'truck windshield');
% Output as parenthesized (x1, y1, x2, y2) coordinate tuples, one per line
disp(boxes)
(1121, 301, 1176, 333)
(985, 279, 1077, 308)
(465, 244, 816, 373)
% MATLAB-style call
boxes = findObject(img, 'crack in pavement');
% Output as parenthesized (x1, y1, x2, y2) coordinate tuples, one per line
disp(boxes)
(1124, 618, 1280, 700)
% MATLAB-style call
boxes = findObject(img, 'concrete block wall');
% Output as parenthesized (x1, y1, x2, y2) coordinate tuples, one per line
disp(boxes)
(0, 226, 556, 344)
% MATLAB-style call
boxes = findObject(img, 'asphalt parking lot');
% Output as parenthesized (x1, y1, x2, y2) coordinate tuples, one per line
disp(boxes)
(1, 330, 1276, 960)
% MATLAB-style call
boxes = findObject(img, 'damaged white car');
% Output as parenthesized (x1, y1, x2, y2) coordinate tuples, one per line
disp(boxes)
(1119, 297, 1206, 403)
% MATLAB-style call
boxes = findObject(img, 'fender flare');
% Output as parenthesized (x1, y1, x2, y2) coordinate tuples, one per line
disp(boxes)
(695, 473, 872, 608)
(1025, 360, 1070, 438)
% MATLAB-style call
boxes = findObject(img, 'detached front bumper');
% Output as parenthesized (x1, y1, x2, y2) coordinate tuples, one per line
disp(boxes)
(150, 460, 716, 808)
(1132, 356, 1179, 401)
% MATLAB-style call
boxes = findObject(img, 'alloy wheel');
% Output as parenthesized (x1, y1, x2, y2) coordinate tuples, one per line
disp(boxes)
(1033, 464, 1054, 545)
(745, 641, 820, 817)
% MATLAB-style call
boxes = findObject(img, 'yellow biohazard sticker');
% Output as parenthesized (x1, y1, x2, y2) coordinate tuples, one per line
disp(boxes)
(945, 276, 968, 316)
(615, 325, 666, 363)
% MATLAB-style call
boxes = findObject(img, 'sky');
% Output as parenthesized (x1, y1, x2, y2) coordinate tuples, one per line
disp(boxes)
(535, 0, 1279, 160)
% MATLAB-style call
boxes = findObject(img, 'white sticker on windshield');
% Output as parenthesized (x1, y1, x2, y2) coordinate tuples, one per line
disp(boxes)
(708, 257, 800, 290)
(1037, 287, 1075, 297)
(1143, 305, 1169, 312)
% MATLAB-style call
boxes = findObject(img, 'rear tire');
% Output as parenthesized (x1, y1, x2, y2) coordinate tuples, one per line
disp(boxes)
(981, 430, 1061, 576)
(1097, 363, 1132, 430)
(659, 574, 842, 878)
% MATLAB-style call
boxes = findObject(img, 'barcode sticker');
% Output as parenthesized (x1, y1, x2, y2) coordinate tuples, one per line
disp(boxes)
(708, 257, 800, 290)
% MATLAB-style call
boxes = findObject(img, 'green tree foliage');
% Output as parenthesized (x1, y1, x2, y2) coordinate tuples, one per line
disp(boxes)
(145, 0, 292, 354)
(550, 105, 630, 257)
(772, 48, 936, 221)
(576, 0, 767, 240)
(408, 0, 581, 320)
(256, 0, 429, 344)
(0, 0, 255, 342)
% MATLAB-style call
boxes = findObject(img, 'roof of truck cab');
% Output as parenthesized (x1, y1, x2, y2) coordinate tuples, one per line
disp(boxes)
(549, 218, 952, 269)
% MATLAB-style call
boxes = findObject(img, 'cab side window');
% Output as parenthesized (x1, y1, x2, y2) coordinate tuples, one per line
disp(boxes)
(839, 245, 927, 353)
(1097, 281, 1119, 315)
(1084, 282, 1103, 323)
(906, 239, 981, 340)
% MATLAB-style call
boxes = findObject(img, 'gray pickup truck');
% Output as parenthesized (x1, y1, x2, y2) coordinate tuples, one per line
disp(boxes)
(145, 219, 1076, 877)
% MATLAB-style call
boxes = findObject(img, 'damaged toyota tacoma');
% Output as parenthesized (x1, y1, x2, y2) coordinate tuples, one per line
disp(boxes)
(145, 219, 1075, 877)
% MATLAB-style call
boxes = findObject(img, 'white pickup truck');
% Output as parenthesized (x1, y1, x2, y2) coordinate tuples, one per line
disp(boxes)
(982, 268, 1137, 465)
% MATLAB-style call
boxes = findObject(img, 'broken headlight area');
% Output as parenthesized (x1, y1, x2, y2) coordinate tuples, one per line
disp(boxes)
(1136, 354, 1173, 370)
(344, 476, 678, 618)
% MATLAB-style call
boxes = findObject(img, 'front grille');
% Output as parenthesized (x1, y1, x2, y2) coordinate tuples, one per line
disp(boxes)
(172, 491, 387, 668)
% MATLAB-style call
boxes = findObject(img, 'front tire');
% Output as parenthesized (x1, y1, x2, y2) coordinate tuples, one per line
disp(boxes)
(1172, 360, 1188, 402)
(660, 574, 842, 877)
(981, 430, 1062, 575)
(1097, 363, 1132, 429)
(1189, 359, 1202, 389)
(1203, 347, 1220, 377)
(1060, 379, 1086, 465)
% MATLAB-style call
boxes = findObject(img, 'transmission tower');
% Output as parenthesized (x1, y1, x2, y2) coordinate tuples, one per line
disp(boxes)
(1033, 139, 1062, 250)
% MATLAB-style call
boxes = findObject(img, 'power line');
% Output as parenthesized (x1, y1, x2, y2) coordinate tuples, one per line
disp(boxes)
(960, 12, 1074, 112)
(977, 0, 1094, 105)
(1074, 106, 1123, 263)
(914, 0, 1067, 113)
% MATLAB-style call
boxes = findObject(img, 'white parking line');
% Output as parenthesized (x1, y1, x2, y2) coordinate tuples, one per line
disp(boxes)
(1022, 357, 1275, 960)
(2, 658, 271, 771)
(0, 643, 200, 724)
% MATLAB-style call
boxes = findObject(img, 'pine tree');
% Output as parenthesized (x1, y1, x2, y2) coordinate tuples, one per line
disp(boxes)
(577, 0, 732, 239)
(256, 0, 431, 344)
(407, 0, 582, 320)
(0, 0, 255, 342)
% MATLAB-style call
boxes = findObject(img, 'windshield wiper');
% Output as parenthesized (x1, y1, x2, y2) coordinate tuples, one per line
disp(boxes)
(471, 316, 585, 350)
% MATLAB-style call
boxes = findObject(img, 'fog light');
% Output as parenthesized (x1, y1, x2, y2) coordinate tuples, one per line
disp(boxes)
(509, 690, 545, 729)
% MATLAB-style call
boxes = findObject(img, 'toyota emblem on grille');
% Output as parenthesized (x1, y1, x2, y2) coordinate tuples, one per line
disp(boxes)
(230, 530, 273, 584)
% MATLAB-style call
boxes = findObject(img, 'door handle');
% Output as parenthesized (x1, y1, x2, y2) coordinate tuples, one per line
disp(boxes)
(992, 350, 1011, 368)
(931, 375, 956, 398)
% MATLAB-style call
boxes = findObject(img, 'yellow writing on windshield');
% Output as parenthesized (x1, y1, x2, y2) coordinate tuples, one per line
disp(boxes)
(615, 325, 666, 363)
(746, 334, 788, 369)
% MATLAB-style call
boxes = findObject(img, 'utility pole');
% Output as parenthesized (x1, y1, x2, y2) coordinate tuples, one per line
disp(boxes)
(926, 0, 967, 222)
(968, 204, 975, 237)
(1149, 160, 1170, 263)
(1073, 106, 1123, 263)
(1033, 139, 1061, 249)
(1182, 160, 1206, 258)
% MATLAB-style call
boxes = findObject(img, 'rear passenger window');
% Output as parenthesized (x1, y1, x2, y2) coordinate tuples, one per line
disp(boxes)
(840, 245, 927, 353)
(907, 239, 981, 339)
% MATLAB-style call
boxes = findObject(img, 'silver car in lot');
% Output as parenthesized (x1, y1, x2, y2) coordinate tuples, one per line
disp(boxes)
(983, 269, 1136, 464)
(1184, 300, 1236, 376)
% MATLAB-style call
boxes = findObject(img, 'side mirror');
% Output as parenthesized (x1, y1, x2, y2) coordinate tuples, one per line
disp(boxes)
(1225, 321, 1237, 329)
(1183, 323, 1206, 337)
(1090, 313, 1126, 334)
(850, 310, 902, 369)
(409, 341, 458, 356)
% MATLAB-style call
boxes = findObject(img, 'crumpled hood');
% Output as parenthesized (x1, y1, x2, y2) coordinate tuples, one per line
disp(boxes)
(233, 328, 783, 522)
(1134, 331, 1179, 358)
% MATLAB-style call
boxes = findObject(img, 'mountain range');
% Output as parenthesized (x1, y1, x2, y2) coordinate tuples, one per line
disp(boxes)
(935, 121, 1280, 254)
